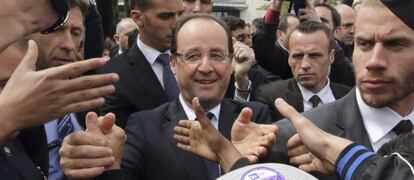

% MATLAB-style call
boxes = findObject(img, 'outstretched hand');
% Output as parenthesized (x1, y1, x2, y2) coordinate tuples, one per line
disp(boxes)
(174, 97, 226, 162)
(231, 108, 278, 163)
(60, 112, 126, 178)
(275, 98, 352, 174)
(173, 97, 244, 173)
(0, 40, 119, 143)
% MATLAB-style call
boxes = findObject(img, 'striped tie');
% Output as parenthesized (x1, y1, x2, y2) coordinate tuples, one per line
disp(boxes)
(57, 114, 74, 142)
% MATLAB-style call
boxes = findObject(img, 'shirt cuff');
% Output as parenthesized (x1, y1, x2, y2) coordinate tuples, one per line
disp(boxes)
(335, 143, 375, 180)
(234, 80, 252, 102)
(264, 9, 281, 24)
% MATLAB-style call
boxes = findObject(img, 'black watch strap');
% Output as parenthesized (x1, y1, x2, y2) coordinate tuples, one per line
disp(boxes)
(41, 0, 70, 34)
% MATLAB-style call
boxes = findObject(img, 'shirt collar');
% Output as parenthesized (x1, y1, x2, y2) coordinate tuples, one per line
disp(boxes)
(179, 94, 221, 122)
(137, 35, 169, 65)
(356, 88, 414, 143)
(297, 78, 331, 103)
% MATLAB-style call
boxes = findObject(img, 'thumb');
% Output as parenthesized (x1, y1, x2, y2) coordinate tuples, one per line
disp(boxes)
(236, 108, 253, 125)
(274, 98, 315, 134)
(99, 113, 115, 135)
(15, 40, 38, 72)
(192, 97, 211, 129)
(232, 37, 237, 45)
(85, 112, 104, 136)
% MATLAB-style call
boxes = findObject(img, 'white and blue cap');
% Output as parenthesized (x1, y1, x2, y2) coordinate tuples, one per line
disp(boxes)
(217, 163, 317, 180)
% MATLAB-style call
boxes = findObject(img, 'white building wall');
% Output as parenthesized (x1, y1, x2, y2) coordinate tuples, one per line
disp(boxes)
(240, 0, 270, 24)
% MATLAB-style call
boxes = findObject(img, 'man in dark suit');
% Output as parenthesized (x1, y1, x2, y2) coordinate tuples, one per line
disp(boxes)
(255, 21, 350, 121)
(98, 0, 261, 128)
(59, 14, 275, 180)
(96, 0, 184, 128)
(334, 4, 355, 60)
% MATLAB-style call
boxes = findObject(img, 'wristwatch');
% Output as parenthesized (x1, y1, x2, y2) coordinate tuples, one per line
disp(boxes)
(41, 0, 70, 34)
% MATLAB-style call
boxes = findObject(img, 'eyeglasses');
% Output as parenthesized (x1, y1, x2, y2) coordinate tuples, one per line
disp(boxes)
(174, 51, 231, 65)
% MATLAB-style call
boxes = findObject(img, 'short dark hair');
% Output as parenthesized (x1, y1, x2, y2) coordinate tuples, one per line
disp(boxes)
(378, 133, 414, 165)
(171, 13, 234, 55)
(286, 20, 334, 51)
(220, 16, 246, 32)
(70, 0, 90, 16)
(129, 0, 153, 11)
(315, 3, 341, 30)
(278, 14, 297, 33)
(251, 17, 262, 27)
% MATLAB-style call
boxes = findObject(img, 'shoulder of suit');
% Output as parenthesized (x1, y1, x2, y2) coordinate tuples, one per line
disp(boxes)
(330, 82, 352, 92)
(258, 79, 291, 92)
(224, 98, 267, 111)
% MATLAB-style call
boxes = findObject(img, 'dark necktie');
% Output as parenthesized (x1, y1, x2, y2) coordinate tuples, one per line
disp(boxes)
(309, 95, 321, 108)
(204, 112, 220, 180)
(392, 120, 413, 135)
(57, 114, 74, 142)
(157, 53, 179, 101)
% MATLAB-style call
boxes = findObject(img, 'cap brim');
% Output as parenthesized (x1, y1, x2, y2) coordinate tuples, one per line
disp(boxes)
(217, 163, 317, 180)
(380, 0, 414, 31)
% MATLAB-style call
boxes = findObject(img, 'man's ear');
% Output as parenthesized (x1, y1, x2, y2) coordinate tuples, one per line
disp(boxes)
(329, 49, 335, 64)
(170, 55, 177, 74)
(131, 10, 144, 27)
(276, 30, 284, 42)
(334, 26, 342, 36)
(113, 35, 120, 44)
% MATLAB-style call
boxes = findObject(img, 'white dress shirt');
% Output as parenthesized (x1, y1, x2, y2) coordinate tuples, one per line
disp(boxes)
(297, 79, 336, 111)
(179, 94, 221, 129)
(356, 89, 414, 152)
(137, 36, 170, 89)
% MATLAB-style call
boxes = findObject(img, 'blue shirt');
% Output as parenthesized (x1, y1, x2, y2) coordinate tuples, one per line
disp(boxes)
(44, 113, 83, 180)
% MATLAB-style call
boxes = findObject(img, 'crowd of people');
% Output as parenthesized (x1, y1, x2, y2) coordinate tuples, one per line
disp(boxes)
(0, 0, 413, 180)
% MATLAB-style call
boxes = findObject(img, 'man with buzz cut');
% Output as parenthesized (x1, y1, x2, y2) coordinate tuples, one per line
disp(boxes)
(255, 20, 350, 121)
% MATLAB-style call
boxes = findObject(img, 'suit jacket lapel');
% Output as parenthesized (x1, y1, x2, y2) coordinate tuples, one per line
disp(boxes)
(334, 89, 373, 150)
(162, 100, 209, 180)
(286, 79, 304, 112)
(218, 99, 240, 140)
(127, 44, 168, 106)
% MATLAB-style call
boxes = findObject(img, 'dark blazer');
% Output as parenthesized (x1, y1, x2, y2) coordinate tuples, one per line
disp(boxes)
(264, 89, 372, 179)
(0, 139, 45, 180)
(97, 43, 170, 128)
(330, 41, 355, 87)
(253, 23, 292, 80)
(255, 78, 351, 121)
(16, 112, 87, 177)
(100, 98, 272, 180)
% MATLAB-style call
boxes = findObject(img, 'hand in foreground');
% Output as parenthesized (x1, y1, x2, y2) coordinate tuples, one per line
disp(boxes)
(59, 112, 126, 178)
(231, 108, 278, 163)
(275, 98, 352, 174)
(0, 40, 119, 143)
(173, 97, 243, 173)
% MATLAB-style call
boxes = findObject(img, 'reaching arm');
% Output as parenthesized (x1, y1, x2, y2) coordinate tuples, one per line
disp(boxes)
(0, 41, 119, 144)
